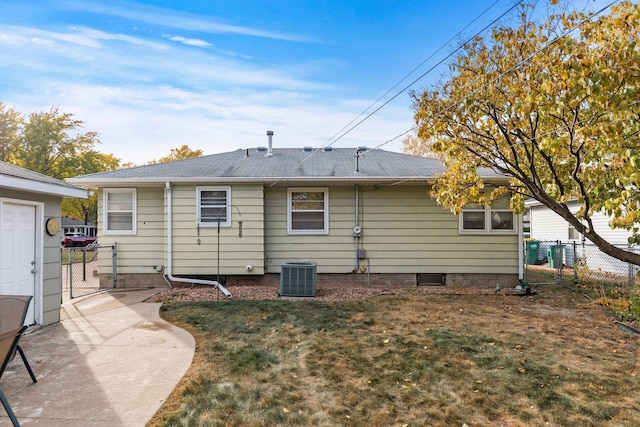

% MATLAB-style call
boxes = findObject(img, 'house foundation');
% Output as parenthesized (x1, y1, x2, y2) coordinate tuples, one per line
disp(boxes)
(108, 272, 519, 289)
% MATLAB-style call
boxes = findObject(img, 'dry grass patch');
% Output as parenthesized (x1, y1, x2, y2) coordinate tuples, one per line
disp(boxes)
(147, 286, 640, 427)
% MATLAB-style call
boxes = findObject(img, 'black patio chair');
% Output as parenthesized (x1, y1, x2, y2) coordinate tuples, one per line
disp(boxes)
(0, 295, 37, 384)
(0, 326, 28, 426)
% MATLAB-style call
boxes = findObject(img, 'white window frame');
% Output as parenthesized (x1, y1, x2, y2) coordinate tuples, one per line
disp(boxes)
(197, 186, 231, 227)
(459, 194, 516, 234)
(288, 187, 329, 235)
(104, 188, 137, 235)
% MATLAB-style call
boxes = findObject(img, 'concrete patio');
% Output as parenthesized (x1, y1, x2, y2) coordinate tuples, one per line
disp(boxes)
(0, 289, 195, 426)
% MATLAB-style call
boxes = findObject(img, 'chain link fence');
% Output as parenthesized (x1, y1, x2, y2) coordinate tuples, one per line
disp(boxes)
(523, 239, 639, 297)
(61, 244, 117, 299)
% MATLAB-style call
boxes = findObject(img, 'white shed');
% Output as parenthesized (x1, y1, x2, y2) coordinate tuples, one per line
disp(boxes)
(0, 161, 87, 325)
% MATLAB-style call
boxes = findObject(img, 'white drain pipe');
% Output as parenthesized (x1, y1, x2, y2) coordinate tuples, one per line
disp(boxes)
(164, 182, 232, 298)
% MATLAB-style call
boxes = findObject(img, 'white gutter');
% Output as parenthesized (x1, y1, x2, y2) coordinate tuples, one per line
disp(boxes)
(164, 182, 232, 298)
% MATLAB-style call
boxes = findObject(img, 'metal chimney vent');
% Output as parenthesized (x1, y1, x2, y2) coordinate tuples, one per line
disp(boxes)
(266, 130, 274, 157)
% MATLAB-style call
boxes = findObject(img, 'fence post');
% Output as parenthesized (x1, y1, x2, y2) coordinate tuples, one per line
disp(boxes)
(68, 250, 73, 298)
(573, 241, 578, 285)
(629, 243, 634, 286)
(82, 249, 87, 281)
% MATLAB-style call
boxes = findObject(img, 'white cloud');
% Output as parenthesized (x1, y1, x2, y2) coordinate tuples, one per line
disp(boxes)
(7, 80, 412, 165)
(164, 35, 212, 48)
(59, 0, 312, 42)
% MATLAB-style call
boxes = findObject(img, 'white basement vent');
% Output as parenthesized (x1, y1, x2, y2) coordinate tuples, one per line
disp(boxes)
(281, 262, 317, 297)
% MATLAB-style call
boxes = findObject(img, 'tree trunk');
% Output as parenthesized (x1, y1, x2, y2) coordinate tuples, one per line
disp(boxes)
(542, 199, 640, 267)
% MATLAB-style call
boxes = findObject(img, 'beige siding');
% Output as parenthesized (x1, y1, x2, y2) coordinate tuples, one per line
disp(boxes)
(265, 186, 356, 273)
(171, 184, 264, 275)
(98, 184, 265, 277)
(97, 187, 166, 276)
(42, 196, 62, 324)
(265, 184, 518, 275)
(99, 182, 517, 280)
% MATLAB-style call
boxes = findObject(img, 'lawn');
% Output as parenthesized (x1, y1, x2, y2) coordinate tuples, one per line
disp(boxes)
(147, 286, 640, 427)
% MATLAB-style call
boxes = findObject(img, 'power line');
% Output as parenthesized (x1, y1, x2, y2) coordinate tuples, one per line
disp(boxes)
(321, 0, 506, 149)
(325, 0, 526, 149)
(372, 0, 622, 152)
(270, 1, 524, 186)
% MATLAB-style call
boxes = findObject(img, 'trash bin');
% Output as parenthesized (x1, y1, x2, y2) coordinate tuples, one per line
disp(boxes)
(525, 240, 540, 265)
(548, 245, 564, 268)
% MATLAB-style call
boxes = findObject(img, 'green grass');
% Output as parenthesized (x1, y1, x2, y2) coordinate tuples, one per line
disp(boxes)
(61, 249, 98, 265)
(148, 291, 640, 427)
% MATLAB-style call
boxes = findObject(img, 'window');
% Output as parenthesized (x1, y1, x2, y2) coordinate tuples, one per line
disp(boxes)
(490, 196, 514, 230)
(568, 224, 580, 240)
(288, 188, 329, 234)
(460, 194, 515, 233)
(462, 202, 486, 230)
(104, 189, 136, 235)
(197, 187, 230, 227)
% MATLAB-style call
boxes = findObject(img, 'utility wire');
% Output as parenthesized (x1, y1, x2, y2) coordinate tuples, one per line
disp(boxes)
(321, 0, 505, 149)
(269, 0, 524, 186)
(324, 0, 525, 149)
(371, 0, 621, 152)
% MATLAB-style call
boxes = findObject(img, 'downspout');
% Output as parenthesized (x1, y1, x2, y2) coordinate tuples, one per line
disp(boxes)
(354, 185, 359, 272)
(518, 211, 524, 280)
(164, 182, 232, 298)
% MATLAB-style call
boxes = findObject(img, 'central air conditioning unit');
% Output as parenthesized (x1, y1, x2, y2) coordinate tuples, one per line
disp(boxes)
(280, 262, 317, 297)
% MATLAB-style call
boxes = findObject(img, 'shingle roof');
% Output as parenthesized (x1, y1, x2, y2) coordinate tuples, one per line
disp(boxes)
(68, 148, 503, 186)
(0, 160, 88, 197)
(0, 161, 79, 188)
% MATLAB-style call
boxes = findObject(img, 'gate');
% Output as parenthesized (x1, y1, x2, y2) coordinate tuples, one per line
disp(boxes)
(62, 244, 117, 299)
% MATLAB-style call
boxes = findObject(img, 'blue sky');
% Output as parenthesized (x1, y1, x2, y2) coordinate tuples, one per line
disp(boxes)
(0, 0, 612, 164)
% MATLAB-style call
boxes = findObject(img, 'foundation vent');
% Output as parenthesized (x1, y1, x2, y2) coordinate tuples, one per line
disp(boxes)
(417, 273, 446, 286)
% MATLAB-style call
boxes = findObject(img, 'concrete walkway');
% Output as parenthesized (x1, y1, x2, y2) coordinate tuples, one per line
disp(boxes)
(0, 289, 195, 426)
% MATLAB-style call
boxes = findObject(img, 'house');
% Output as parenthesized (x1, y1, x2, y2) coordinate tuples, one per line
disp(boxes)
(526, 199, 637, 272)
(526, 199, 632, 244)
(67, 141, 523, 290)
(0, 161, 88, 325)
(61, 217, 97, 238)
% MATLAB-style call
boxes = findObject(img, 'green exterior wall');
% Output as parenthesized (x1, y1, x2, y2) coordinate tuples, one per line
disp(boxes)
(97, 182, 519, 286)
(97, 184, 265, 278)
(265, 184, 519, 276)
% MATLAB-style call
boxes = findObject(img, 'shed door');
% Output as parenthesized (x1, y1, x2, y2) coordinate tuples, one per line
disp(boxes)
(1, 202, 36, 324)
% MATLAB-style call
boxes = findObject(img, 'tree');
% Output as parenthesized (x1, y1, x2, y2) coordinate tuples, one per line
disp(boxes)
(149, 144, 203, 164)
(13, 107, 102, 179)
(1, 103, 124, 223)
(61, 151, 122, 224)
(409, 1, 640, 265)
(0, 102, 22, 162)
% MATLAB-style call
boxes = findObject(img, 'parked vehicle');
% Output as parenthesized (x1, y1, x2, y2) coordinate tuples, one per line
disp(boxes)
(63, 232, 97, 248)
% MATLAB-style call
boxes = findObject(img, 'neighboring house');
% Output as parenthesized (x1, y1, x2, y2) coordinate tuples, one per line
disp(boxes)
(61, 217, 97, 238)
(68, 144, 523, 289)
(526, 199, 637, 272)
(0, 161, 88, 325)
(526, 199, 632, 244)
